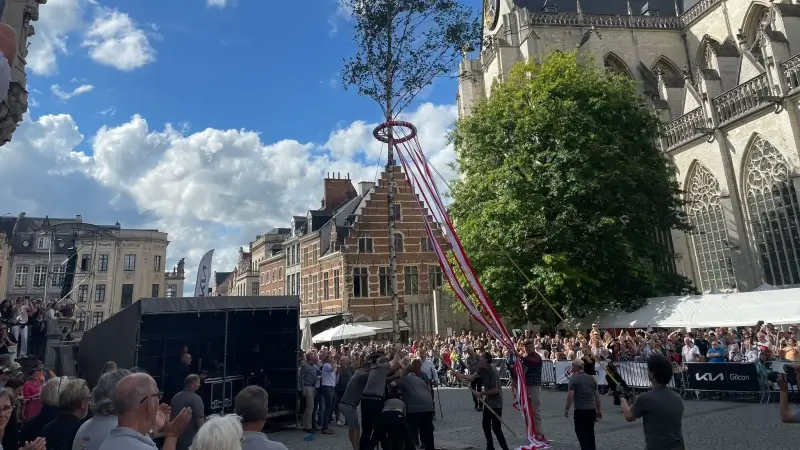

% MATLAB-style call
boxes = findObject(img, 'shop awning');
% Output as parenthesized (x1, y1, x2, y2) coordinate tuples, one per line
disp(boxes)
(355, 320, 410, 333)
(299, 313, 342, 328)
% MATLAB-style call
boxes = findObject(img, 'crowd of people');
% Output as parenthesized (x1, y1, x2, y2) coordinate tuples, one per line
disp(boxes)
(318, 322, 799, 376)
(0, 355, 292, 450)
(295, 322, 799, 450)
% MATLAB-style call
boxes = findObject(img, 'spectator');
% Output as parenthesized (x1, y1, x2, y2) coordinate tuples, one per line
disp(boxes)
(0, 389, 46, 450)
(42, 378, 91, 450)
(680, 338, 701, 363)
(22, 376, 63, 442)
(234, 386, 288, 450)
(706, 341, 725, 363)
(192, 415, 243, 450)
(71, 368, 131, 450)
(23, 369, 44, 420)
(97, 372, 191, 450)
(4, 378, 25, 449)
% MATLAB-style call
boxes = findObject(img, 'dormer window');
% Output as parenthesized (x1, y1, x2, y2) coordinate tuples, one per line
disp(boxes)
(37, 235, 50, 249)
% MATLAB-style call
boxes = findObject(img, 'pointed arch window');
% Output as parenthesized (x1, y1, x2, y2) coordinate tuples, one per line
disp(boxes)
(686, 164, 736, 291)
(652, 57, 680, 78)
(743, 138, 800, 286)
(603, 53, 632, 78)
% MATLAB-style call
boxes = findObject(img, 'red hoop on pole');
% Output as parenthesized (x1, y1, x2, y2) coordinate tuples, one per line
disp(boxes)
(372, 120, 417, 144)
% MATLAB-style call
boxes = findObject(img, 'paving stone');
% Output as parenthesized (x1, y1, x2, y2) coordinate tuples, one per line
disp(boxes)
(264, 387, 797, 449)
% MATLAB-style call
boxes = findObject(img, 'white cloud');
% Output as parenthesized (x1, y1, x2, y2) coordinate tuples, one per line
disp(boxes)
(0, 103, 458, 295)
(27, 1, 157, 74)
(82, 6, 156, 70)
(50, 83, 94, 101)
(206, 0, 227, 8)
(328, 0, 353, 37)
(27, 0, 86, 75)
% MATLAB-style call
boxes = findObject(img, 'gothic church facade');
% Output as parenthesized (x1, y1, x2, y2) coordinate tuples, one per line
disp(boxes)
(458, 0, 800, 294)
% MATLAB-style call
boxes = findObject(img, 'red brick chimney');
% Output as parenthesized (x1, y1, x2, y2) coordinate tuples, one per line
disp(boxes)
(323, 172, 358, 212)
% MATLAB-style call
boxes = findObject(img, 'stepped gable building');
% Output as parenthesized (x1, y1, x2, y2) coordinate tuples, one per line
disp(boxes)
(288, 170, 447, 322)
(222, 170, 486, 337)
(459, 0, 800, 294)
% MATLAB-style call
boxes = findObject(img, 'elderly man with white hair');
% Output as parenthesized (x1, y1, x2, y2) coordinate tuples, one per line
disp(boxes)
(192, 415, 244, 450)
(71, 368, 131, 450)
(98, 373, 191, 450)
(564, 358, 602, 450)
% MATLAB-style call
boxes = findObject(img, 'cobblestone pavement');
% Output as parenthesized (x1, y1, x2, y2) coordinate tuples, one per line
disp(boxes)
(266, 387, 797, 449)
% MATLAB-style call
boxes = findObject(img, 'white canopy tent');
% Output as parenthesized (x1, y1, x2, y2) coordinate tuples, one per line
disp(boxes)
(570, 288, 800, 329)
(312, 323, 376, 343)
(312, 320, 411, 343)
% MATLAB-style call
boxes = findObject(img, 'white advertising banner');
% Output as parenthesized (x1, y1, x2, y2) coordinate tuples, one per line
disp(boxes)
(554, 361, 609, 386)
(193, 249, 214, 297)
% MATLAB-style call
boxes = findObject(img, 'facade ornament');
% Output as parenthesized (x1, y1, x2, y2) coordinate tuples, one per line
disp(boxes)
(736, 28, 746, 47)
(177, 257, 185, 275)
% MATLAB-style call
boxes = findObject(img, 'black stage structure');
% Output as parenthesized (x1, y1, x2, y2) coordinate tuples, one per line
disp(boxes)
(78, 296, 300, 419)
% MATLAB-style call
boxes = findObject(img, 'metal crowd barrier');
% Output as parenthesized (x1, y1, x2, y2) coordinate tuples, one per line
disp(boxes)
(488, 358, 780, 403)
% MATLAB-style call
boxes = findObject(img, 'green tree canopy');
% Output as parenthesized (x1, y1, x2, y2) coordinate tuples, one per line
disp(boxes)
(448, 51, 693, 324)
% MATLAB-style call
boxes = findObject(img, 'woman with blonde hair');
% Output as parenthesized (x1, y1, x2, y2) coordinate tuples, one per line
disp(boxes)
(191, 414, 243, 450)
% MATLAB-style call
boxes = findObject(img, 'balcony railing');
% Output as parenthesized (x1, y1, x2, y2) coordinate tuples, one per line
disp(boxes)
(712, 74, 771, 124)
(782, 53, 800, 92)
(527, 12, 680, 29)
(679, 0, 720, 27)
(663, 107, 706, 149)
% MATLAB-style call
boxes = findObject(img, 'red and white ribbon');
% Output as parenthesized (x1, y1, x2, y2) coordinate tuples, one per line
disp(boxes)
(392, 133, 549, 450)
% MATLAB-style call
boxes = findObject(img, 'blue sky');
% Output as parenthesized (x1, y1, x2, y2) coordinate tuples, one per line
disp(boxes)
(32, 0, 477, 149)
(1, 0, 479, 293)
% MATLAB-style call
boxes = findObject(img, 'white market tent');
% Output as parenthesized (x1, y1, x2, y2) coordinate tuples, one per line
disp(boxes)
(311, 320, 411, 343)
(570, 288, 800, 329)
(313, 323, 377, 343)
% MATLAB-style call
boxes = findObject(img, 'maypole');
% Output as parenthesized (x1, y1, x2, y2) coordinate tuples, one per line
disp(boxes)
(341, 0, 480, 343)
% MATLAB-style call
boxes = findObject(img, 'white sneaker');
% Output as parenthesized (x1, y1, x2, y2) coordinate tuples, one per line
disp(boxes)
(337, 420, 346, 426)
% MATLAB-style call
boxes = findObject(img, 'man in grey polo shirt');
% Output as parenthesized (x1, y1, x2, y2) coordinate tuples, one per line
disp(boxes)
(169, 374, 205, 450)
(98, 373, 191, 450)
(235, 386, 288, 450)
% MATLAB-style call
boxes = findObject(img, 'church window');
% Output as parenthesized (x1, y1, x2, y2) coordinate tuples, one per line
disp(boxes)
(686, 164, 736, 291)
(603, 53, 631, 78)
(652, 57, 680, 79)
(743, 138, 800, 286)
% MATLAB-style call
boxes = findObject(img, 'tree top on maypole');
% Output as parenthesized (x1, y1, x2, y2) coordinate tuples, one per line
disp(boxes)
(341, 0, 481, 119)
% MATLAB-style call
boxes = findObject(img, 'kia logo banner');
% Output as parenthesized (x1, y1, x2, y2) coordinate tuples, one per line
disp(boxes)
(685, 363, 760, 392)
(695, 373, 723, 382)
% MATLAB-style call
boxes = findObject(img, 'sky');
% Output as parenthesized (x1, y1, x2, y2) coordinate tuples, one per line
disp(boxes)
(0, 0, 481, 295)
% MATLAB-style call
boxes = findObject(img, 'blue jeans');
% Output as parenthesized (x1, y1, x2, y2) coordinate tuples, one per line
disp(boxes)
(320, 386, 335, 430)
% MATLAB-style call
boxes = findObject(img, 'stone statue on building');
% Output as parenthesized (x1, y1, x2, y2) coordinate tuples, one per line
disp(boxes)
(177, 257, 185, 275)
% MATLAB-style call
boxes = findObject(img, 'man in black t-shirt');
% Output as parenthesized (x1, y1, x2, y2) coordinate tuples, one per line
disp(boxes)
(619, 354, 685, 450)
